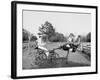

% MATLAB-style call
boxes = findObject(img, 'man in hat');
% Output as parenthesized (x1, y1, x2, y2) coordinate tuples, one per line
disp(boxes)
(34, 33, 49, 57)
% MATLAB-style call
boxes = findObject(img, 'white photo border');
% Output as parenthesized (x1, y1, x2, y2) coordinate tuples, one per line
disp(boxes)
(11, 1, 98, 79)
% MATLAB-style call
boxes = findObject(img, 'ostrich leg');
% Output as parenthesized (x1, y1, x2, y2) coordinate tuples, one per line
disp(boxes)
(66, 50, 69, 64)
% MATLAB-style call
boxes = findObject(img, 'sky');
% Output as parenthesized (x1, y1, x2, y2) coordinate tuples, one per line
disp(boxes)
(23, 10, 91, 36)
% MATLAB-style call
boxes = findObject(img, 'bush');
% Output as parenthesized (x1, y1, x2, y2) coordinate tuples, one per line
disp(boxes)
(79, 32, 91, 42)
(49, 32, 66, 42)
(23, 29, 29, 42)
(23, 28, 37, 42)
(30, 35, 37, 42)
(86, 32, 91, 42)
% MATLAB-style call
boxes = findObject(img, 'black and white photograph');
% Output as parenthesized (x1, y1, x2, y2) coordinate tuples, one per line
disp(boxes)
(11, 1, 97, 79)
(22, 10, 91, 69)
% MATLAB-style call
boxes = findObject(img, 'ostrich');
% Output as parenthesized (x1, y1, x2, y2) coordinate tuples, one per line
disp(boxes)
(59, 35, 81, 63)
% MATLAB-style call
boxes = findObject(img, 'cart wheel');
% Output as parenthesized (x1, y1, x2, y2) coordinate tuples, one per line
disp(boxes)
(54, 53, 59, 58)
(41, 53, 47, 60)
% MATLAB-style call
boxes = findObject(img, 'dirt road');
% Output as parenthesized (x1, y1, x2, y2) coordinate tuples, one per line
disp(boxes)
(22, 42, 90, 69)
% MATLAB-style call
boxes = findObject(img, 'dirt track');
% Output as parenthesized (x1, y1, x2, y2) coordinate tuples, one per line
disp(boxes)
(22, 42, 91, 69)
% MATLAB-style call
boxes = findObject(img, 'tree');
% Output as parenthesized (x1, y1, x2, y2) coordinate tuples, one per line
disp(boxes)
(39, 21, 55, 41)
(30, 34, 37, 42)
(38, 21, 67, 42)
(49, 32, 66, 42)
(23, 28, 37, 42)
(23, 28, 29, 42)
(86, 32, 91, 42)
(79, 32, 91, 42)
(69, 33, 75, 37)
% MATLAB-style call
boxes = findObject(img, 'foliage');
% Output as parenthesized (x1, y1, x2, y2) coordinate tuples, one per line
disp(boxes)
(49, 32, 66, 42)
(39, 21, 66, 42)
(78, 32, 91, 42)
(30, 35, 37, 42)
(69, 33, 75, 37)
(86, 32, 91, 42)
(80, 36, 87, 42)
(39, 21, 55, 37)
(23, 28, 37, 42)
(23, 28, 29, 42)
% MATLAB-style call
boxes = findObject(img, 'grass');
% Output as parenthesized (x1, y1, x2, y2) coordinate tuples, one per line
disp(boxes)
(22, 42, 91, 70)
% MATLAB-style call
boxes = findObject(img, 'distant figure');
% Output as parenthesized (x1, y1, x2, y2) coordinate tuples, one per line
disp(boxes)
(67, 33, 75, 43)
(73, 35, 82, 51)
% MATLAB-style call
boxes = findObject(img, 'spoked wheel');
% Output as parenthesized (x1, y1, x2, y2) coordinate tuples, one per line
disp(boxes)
(53, 53, 59, 58)
(48, 52, 59, 63)
(35, 50, 47, 65)
(40, 53, 47, 60)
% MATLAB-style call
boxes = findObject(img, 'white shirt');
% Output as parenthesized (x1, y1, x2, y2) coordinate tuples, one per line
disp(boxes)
(35, 33, 48, 51)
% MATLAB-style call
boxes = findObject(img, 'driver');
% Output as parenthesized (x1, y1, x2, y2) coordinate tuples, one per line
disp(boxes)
(34, 33, 49, 57)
